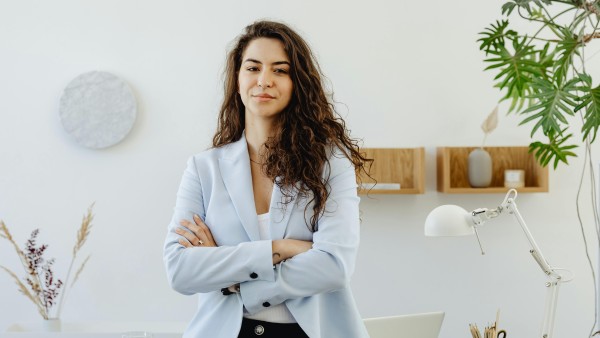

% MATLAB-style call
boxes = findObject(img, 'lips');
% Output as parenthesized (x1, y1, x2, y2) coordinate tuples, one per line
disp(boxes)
(253, 93, 275, 99)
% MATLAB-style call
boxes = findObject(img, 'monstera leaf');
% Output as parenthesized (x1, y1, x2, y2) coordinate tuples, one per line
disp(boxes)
(553, 27, 581, 85)
(478, 20, 515, 54)
(529, 130, 577, 168)
(479, 26, 547, 111)
(519, 75, 584, 136)
(576, 78, 600, 142)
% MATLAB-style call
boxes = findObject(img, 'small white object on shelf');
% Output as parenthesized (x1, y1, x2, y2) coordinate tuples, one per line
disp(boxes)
(504, 169, 525, 188)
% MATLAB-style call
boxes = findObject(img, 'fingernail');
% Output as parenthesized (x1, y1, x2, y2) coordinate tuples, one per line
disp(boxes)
(194, 214, 199, 219)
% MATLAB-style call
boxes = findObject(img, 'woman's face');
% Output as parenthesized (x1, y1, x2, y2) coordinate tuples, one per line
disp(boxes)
(238, 38, 293, 123)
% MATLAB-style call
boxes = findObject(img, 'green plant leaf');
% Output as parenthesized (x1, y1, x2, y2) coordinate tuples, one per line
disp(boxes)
(530, 7, 546, 20)
(529, 131, 578, 169)
(502, 2, 517, 16)
(482, 36, 546, 108)
(538, 42, 555, 68)
(478, 20, 515, 54)
(519, 75, 583, 135)
(509, 0, 550, 15)
(575, 79, 600, 142)
(514, 0, 534, 14)
(503, 83, 534, 113)
(553, 26, 581, 85)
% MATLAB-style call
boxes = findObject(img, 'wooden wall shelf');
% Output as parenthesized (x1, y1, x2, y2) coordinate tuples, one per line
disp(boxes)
(358, 148, 425, 194)
(436, 146, 548, 193)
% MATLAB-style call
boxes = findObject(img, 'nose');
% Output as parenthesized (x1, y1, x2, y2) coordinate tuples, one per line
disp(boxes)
(257, 70, 273, 88)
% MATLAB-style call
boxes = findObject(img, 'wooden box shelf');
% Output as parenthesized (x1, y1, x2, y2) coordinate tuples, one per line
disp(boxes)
(437, 146, 548, 193)
(358, 148, 425, 194)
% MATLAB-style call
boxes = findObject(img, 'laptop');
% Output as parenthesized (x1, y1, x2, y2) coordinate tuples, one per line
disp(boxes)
(363, 311, 445, 338)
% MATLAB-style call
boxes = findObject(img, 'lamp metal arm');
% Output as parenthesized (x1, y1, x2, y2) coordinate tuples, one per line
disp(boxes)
(495, 190, 562, 338)
(469, 190, 558, 278)
(502, 197, 558, 278)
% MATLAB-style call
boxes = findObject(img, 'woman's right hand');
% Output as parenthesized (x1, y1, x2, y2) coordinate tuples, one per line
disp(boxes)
(177, 214, 218, 248)
(271, 239, 313, 265)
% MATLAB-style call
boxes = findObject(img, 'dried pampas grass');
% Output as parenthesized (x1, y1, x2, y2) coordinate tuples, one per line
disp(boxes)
(0, 204, 95, 319)
(481, 105, 499, 147)
(73, 203, 94, 256)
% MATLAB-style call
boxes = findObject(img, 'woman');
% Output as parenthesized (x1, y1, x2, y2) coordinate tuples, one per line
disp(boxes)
(164, 20, 371, 338)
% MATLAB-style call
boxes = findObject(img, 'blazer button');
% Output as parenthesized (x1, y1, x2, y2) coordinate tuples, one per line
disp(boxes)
(250, 272, 258, 279)
(262, 302, 271, 307)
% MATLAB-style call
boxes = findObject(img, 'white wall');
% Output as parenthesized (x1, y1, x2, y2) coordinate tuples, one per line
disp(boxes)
(1, 1, 598, 337)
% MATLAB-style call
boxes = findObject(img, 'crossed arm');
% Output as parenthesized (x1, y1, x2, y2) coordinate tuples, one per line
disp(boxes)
(176, 214, 313, 265)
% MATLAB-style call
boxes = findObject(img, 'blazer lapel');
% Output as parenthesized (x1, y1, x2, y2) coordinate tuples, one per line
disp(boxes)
(218, 132, 297, 241)
(218, 134, 260, 241)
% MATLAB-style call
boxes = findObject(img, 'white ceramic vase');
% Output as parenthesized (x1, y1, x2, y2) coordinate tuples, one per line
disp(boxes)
(468, 148, 492, 187)
(42, 318, 61, 332)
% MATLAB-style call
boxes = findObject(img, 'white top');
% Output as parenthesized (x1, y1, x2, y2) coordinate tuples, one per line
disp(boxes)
(243, 212, 297, 323)
(256, 212, 270, 241)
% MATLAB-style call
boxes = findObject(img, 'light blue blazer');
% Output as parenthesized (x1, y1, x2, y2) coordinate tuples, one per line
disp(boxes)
(164, 134, 370, 338)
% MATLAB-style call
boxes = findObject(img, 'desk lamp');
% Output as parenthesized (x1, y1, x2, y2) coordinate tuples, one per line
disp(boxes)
(424, 189, 567, 338)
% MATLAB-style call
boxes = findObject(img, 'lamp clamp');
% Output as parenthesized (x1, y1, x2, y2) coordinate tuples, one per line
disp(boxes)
(471, 207, 502, 225)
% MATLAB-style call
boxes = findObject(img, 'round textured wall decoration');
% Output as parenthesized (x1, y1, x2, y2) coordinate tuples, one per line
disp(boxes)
(59, 71, 137, 149)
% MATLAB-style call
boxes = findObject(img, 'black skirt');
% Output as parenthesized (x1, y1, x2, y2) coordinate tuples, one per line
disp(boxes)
(237, 318, 309, 338)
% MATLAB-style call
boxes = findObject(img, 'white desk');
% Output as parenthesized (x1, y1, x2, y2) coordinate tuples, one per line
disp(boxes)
(2, 321, 187, 338)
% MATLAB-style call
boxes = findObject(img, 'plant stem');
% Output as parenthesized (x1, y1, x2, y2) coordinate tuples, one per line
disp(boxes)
(55, 255, 75, 318)
(586, 9, 600, 31)
(583, 31, 600, 42)
(574, 141, 599, 337)
(571, 10, 593, 29)
(518, 5, 564, 28)
(518, 6, 577, 45)
(542, 4, 557, 22)
(0, 265, 47, 319)
(552, 0, 582, 5)
(56, 204, 93, 318)
(485, 32, 560, 43)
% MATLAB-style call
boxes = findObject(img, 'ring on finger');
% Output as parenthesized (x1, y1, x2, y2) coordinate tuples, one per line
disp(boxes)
(197, 239, 204, 246)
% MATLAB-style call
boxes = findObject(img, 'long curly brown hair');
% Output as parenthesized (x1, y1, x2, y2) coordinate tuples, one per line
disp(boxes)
(213, 20, 372, 232)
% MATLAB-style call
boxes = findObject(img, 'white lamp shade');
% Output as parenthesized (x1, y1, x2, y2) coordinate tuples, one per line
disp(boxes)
(424, 205, 475, 237)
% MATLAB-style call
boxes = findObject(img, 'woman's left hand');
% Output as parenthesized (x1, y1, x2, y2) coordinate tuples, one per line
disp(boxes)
(176, 214, 218, 248)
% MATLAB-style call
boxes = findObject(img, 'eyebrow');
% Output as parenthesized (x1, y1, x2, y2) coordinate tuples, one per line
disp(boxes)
(243, 58, 290, 66)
